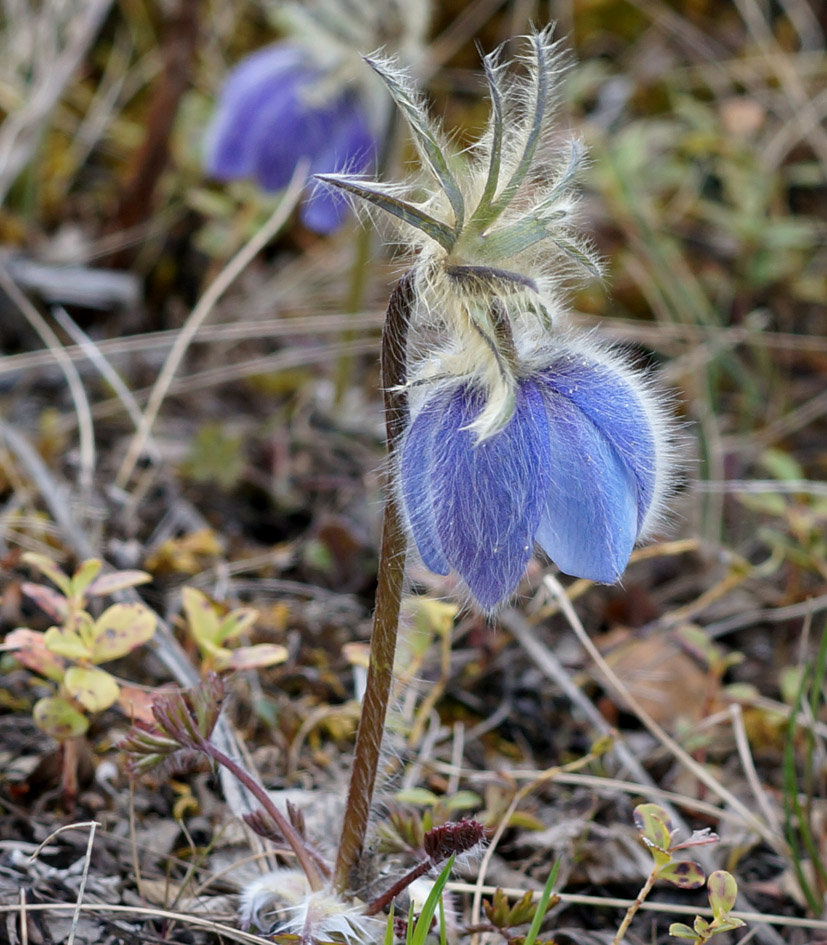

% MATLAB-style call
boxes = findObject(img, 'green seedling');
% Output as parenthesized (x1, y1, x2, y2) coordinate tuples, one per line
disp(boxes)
(669, 870, 746, 942)
(613, 803, 715, 945)
(5, 553, 157, 803)
(475, 861, 561, 945)
(180, 586, 287, 674)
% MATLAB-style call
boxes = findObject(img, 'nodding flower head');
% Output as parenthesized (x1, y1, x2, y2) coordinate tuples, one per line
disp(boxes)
(318, 29, 677, 611)
(401, 337, 674, 611)
(204, 0, 429, 233)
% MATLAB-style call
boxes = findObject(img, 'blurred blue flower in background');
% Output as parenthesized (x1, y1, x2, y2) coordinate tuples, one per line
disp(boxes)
(204, 43, 377, 233)
(400, 343, 671, 611)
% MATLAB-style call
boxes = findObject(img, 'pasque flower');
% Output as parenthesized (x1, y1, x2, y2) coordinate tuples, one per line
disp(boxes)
(319, 28, 676, 609)
(401, 340, 670, 610)
(203, 0, 429, 233)
(204, 43, 376, 233)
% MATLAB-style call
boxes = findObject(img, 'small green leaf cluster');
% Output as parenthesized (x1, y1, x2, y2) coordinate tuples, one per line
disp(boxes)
(180, 586, 287, 674)
(6, 554, 156, 740)
(634, 803, 710, 890)
(483, 886, 559, 945)
(669, 870, 746, 942)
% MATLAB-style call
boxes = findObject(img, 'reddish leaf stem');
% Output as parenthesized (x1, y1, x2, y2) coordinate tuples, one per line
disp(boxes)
(203, 741, 325, 890)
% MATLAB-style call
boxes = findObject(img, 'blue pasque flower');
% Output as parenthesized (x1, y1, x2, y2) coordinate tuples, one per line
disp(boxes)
(204, 0, 429, 233)
(401, 339, 670, 610)
(317, 29, 676, 609)
(204, 43, 376, 233)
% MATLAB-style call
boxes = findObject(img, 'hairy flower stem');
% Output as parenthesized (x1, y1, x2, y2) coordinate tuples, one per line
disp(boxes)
(333, 272, 416, 896)
(364, 859, 431, 916)
(611, 866, 657, 945)
(202, 741, 326, 890)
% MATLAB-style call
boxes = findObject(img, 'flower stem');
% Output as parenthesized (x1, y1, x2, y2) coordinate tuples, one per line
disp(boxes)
(611, 867, 657, 945)
(333, 222, 373, 405)
(333, 271, 416, 896)
(364, 859, 431, 916)
(202, 741, 325, 891)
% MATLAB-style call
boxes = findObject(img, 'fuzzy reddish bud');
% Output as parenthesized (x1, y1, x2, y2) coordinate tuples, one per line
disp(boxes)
(423, 818, 485, 864)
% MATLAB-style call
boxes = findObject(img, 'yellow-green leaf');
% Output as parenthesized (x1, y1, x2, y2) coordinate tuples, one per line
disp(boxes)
(215, 607, 258, 645)
(181, 587, 220, 646)
(707, 870, 738, 920)
(44, 625, 92, 661)
(33, 696, 88, 739)
(70, 559, 103, 601)
(634, 803, 673, 853)
(218, 643, 288, 671)
(65, 666, 120, 712)
(91, 603, 156, 662)
(658, 859, 705, 889)
(23, 553, 72, 596)
(668, 922, 697, 939)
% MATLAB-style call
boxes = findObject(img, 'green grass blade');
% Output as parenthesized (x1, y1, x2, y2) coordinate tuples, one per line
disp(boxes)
(410, 855, 455, 945)
(523, 859, 560, 945)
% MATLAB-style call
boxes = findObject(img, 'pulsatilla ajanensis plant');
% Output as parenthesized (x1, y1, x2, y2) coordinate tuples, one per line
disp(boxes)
(319, 27, 676, 611)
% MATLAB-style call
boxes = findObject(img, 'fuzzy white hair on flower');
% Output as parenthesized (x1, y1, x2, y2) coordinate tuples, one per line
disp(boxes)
(317, 27, 600, 438)
(240, 869, 381, 944)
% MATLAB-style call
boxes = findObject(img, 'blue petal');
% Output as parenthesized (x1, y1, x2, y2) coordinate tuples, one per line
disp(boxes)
(539, 353, 657, 529)
(204, 44, 307, 181)
(400, 393, 452, 576)
(250, 75, 333, 192)
(428, 381, 551, 610)
(300, 98, 375, 232)
(534, 389, 638, 583)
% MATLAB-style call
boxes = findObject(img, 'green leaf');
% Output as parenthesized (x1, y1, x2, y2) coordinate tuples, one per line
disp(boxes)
(315, 174, 456, 250)
(366, 57, 465, 230)
(474, 49, 505, 217)
(633, 803, 673, 853)
(69, 559, 102, 601)
(91, 603, 156, 662)
(64, 666, 120, 712)
(658, 859, 705, 889)
(215, 607, 258, 645)
(33, 696, 89, 739)
(707, 870, 738, 920)
(181, 423, 245, 489)
(23, 553, 72, 596)
(668, 923, 698, 940)
(44, 625, 92, 661)
(487, 31, 551, 218)
(693, 915, 710, 935)
(181, 587, 220, 646)
(394, 787, 439, 806)
(443, 790, 482, 812)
